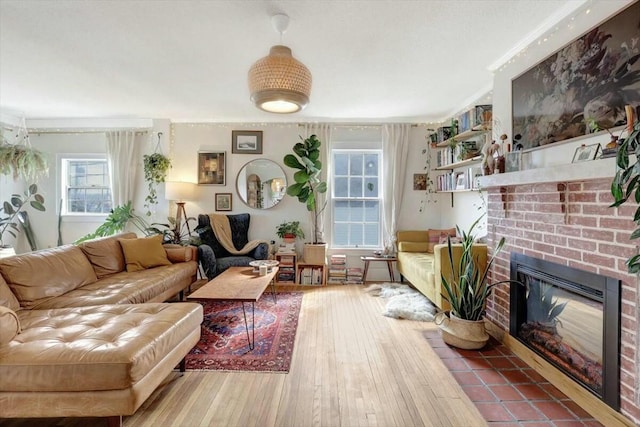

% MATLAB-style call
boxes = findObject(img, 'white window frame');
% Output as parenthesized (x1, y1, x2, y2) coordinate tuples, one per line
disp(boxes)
(330, 148, 383, 249)
(58, 154, 111, 220)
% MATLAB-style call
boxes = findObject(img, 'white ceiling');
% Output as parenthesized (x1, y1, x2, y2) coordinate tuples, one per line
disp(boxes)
(0, 0, 587, 124)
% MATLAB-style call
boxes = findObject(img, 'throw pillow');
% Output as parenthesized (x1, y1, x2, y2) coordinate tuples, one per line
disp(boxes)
(118, 235, 172, 272)
(427, 228, 456, 253)
(0, 305, 21, 346)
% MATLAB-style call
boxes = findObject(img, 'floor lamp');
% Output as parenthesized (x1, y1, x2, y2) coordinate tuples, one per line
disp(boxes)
(165, 181, 197, 240)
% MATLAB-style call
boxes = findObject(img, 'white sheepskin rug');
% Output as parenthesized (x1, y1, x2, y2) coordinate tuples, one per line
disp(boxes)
(364, 283, 436, 322)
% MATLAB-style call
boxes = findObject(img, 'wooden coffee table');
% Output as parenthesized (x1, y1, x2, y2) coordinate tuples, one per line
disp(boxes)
(187, 266, 278, 350)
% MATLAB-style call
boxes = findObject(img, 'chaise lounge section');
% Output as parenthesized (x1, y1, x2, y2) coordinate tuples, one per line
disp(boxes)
(0, 233, 204, 425)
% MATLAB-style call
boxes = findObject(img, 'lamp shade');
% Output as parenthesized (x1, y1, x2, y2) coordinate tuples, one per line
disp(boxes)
(165, 181, 197, 202)
(248, 45, 312, 113)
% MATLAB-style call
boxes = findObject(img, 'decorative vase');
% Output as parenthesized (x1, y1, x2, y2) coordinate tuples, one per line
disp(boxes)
(435, 312, 489, 350)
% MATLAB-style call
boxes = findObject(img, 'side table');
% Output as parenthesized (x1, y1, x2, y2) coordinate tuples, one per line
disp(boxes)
(360, 256, 397, 283)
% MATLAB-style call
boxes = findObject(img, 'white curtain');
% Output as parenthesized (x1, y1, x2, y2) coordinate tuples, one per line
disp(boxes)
(105, 131, 143, 206)
(382, 123, 410, 253)
(303, 123, 333, 243)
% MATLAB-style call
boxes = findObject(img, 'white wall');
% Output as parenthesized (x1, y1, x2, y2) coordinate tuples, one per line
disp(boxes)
(448, 0, 635, 234)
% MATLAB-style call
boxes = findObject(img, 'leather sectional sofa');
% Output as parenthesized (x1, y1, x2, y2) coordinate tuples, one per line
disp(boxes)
(0, 233, 204, 426)
(396, 229, 488, 310)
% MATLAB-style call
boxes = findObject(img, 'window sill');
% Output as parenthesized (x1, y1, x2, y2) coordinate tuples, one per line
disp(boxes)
(61, 215, 107, 223)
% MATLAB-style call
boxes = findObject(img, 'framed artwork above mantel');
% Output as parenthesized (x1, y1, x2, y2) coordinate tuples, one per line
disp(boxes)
(512, 1, 640, 150)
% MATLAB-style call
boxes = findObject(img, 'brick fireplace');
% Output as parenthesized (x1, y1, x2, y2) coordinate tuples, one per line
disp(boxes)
(483, 177, 640, 425)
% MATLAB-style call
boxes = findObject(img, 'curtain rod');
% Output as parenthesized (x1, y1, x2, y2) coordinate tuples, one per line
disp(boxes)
(26, 129, 150, 135)
(297, 123, 420, 128)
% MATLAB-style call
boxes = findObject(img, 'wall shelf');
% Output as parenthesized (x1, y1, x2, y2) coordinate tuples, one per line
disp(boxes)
(436, 189, 478, 194)
(477, 157, 617, 189)
(436, 126, 491, 148)
(434, 156, 482, 171)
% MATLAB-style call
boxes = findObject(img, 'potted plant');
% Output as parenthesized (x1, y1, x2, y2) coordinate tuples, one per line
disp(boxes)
(276, 221, 305, 243)
(75, 201, 152, 243)
(434, 215, 514, 349)
(0, 128, 49, 182)
(148, 216, 200, 246)
(0, 184, 46, 257)
(143, 152, 171, 216)
(284, 134, 328, 264)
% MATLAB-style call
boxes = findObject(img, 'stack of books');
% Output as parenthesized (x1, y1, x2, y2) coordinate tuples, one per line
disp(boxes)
(345, 267, 363, 284)
(298, 265, 324, 285)
(276, 254, 296, 283)
(327, 254, 347, 284)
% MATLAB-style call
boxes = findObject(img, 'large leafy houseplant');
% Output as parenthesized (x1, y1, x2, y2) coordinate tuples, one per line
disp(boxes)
(0, 128, 49, 183)
(75, 201, 152, 243)
(611, 120, 640, 273)
(283, 135, 327, 243)
(0, 184, 46, 248)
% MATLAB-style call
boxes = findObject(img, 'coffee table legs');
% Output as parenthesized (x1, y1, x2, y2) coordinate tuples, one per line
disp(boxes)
(240, 301, 255, 351)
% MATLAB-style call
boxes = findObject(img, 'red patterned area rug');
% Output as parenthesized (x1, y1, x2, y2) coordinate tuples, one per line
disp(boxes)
(186, 292, 303, 373)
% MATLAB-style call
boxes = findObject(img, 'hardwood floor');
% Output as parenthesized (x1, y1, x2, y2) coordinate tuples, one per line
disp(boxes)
(1, 285, 486, 427)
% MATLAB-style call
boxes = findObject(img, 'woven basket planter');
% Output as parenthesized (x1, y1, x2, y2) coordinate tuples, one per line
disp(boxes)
(435, 311, 489, 350)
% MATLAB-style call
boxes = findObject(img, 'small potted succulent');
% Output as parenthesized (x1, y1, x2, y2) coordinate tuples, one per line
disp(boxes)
(276, 221, 305, 243)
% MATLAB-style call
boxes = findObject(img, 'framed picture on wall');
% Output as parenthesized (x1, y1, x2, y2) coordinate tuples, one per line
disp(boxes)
(232, 130, 263, 154)
(413, 173, 427, 191)
(215, 193, 232, 211)
(572, 143, 601, 163)
(198, 151, 226, 185)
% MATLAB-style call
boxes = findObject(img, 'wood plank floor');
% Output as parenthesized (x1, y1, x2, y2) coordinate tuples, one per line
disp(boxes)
(1, 285, 487, 427)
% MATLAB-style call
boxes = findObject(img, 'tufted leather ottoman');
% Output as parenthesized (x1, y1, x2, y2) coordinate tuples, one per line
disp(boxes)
(0, 302, 203, 422)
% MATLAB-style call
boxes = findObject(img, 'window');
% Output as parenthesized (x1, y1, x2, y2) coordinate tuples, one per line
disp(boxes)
(61, 157, 112, 215)
(332, 150, 382, 248)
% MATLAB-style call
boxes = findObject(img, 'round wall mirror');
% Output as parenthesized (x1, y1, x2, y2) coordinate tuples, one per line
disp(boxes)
(236, 159, 287, 209)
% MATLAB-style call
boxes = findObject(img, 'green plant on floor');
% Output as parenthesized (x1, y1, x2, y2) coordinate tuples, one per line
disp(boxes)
(284, 134, 327, 243)
(0, 184, 46, 248)
(611, 120, 640, 273)
(75, 201, 152, 243)
(148, 216, 200, 246)
(440, 215, 513, 321)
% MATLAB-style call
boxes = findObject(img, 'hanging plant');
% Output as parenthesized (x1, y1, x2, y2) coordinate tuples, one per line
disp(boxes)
(0, 126, 48, 182)
(143, 132, 171, 216)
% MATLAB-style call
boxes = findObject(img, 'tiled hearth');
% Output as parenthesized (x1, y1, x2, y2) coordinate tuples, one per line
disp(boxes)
(425, 330, 602, 426)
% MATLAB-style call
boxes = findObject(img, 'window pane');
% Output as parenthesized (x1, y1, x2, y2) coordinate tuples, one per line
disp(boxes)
(334, 154, 348, 175)
(365, 178, 378, 197)
(365, 201, 379, 221)
(364, 223, 379, 246)
(334, 223, 349, 246)
(335, 177, 348, 197)
(349, 154, 363, 175)
(365, 154, 378, 176)
(349, 201, 364, 221)
(334, 200, 349, 221)
(349, 177, 362, 197)
(349, 223, 363, 246)
(64, 158, 111, 214)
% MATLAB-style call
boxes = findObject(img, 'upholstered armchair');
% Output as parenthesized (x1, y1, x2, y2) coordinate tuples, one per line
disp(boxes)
(195, 213, 269, 279)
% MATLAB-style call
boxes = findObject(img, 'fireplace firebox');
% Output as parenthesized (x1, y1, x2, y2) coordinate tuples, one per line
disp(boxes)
(509, 253, 621, 410)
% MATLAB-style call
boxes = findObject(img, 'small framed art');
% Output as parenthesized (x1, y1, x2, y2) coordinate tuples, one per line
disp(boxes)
(215, 193, 232, 211)
(198, 151, 226, 185)
(232, 130, 263, 154)
(413, 173, 427, 190)
(572, 143, 601, 163)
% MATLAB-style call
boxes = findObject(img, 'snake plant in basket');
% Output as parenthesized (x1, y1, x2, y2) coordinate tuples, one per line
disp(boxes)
(435, 215, 515, 349)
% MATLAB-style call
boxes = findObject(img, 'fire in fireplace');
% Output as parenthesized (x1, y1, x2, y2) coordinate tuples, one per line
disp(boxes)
(509, 253, 621, 410)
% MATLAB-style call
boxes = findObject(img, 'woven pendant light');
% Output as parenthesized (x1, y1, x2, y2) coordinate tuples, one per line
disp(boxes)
(248, 14, 312, 113)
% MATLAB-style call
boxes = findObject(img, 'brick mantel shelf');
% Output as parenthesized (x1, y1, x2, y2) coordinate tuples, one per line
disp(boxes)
(478, 157, 617, 189)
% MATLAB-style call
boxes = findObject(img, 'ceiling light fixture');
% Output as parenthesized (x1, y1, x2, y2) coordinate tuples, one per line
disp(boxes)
(248, 13, 312, 114)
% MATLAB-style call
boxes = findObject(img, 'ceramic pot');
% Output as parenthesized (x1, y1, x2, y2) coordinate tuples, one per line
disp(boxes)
(435, 311, 489, 350)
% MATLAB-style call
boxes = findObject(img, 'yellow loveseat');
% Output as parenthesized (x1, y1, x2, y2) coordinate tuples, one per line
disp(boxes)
(396, 229, 488, 310)
(0, 233, 203, 426)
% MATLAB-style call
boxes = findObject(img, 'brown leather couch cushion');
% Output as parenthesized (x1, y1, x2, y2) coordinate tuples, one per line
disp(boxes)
(0, 303, 203, 392)
(119, 235, 171, 272)
(164, 244, 193, 263)
(0, 274, 20, 311)
(0, 245, 98, 309)
(79, 232, 136, 278)
(0, 305, 21, 345)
